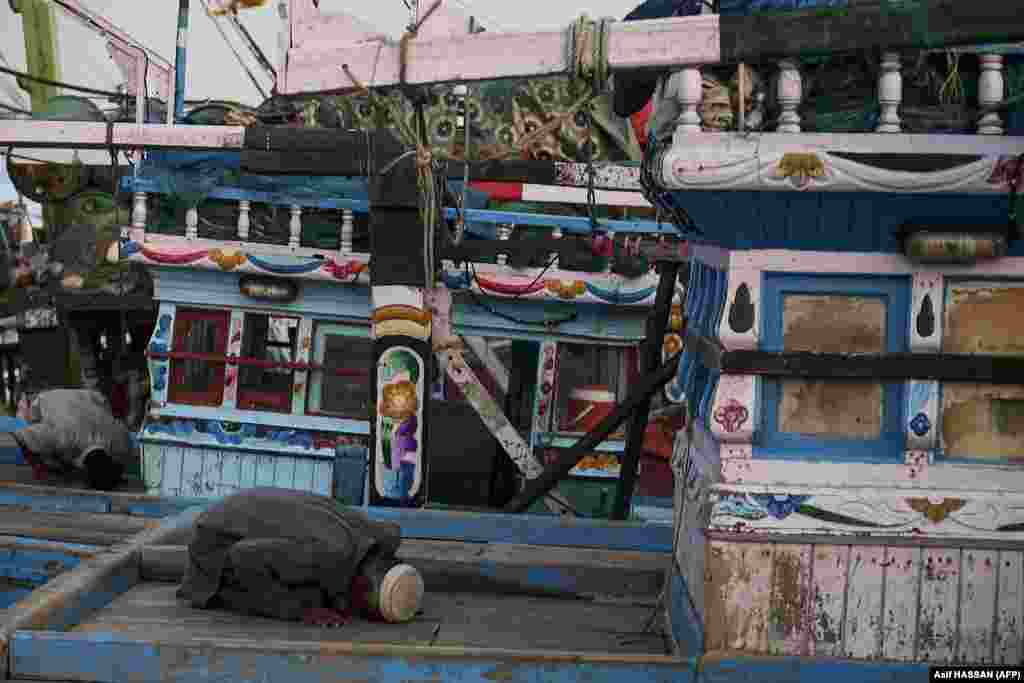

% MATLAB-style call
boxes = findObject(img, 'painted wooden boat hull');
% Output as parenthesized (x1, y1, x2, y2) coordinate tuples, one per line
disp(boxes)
(0, 483, 964, 681)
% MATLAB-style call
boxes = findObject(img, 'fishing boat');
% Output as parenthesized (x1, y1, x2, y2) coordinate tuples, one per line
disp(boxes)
(0, 0, 1022, 680)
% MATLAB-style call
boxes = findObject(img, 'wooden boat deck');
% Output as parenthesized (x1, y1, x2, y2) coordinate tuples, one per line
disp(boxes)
(72, 581, 669, 655)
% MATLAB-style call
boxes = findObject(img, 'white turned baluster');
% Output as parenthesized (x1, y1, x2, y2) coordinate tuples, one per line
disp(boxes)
(496, 224, 513, 266)
(340, 208, 354, 255)
(776, 59, 803, 133)
(977, 53, 1005, 135)
(876, 52, 902, 133)
(237, 200, 251, 241)
(671, 68, 703, 140)
(289, 205, 302, 249)
(550, 224, 563, 269)
(129, 191, 147, 240)
(185, 206, 199, 240)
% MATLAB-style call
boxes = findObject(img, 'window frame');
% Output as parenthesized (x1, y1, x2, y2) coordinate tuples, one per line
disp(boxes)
(305, 321, 373, 420)
(758, 274, 910, 463)
(235, 312, 300, 414)
(168, 308, 231, 407)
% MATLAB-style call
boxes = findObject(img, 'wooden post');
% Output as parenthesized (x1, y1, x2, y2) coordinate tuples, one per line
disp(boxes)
(367, 133, 434, 508)
(610, 261, 680, 520)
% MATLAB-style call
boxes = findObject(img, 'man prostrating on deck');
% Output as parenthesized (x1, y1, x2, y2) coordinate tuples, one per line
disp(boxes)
(177, 488, 425, 627)
(10, 388, 136, 490)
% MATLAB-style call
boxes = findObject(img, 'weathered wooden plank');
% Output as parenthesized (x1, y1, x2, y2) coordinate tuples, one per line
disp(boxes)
(698, 654, 931, 682)
(139, 540, 668, 599)
(0, 508, 202, 663)
(0, 510, 155, 546)
(843, 546, 884, 660)
(918, 548, 962, 663)
(72, 582, 665, 656)
(880, 546, 921, 662)
(705, 542, 774, 653)
(810, 544, 848, 657)
(11, 630, 687, 683)
(995, 550, 1024, 665)
(768, 544, 812, 656)
(957, 549, 998, 664)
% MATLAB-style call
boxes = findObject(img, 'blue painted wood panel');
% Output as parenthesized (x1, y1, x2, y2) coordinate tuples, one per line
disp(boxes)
(10, 632, 693, 683)
(153, 268, 372, 320)
(453, 297, 646, 342)
(757, 273, 910, 462)
(675, 192, 1018, 254)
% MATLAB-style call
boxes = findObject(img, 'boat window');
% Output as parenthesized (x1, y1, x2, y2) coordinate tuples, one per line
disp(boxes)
(552, 344, 634, 436)
(236, 314, 299, 413)
(307, 323, 373, 420)
(760, 274, 909, 462)
(941, 282, 1024, 462)
(168, 308, 230, 407)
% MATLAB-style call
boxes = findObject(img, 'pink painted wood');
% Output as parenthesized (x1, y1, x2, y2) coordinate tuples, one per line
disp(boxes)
(918, 548, 962, 664)
(706, 542, 773, 652)
(810, 544, 848, 657)
(768, 544, 813, 656)
(995, 550, 1023, 665)
(843, 546, 885, 659)
(282, 13, 723, 93)
(881, 546, 922, 661)
(957, 549, 999, 664)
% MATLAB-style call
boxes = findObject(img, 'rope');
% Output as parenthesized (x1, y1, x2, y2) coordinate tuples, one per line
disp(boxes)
(198, 0, 268, 100)
(0, 64, 121, 99)
(567, 15, 613, 94)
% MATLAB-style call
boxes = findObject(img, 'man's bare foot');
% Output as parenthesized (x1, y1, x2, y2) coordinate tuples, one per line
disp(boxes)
(303, 607, 349, 628)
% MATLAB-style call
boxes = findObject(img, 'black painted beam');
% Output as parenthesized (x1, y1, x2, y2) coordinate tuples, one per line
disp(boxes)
(504, 351, 681, 514)
(611, 261, 679, 521)
(719, 0, 1024, 64)
(690, 333, 1024, 384)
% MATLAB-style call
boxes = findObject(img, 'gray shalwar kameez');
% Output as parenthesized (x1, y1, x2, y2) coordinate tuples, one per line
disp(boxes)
(13, 389, 136, 472)
(177, 488, 402, 621)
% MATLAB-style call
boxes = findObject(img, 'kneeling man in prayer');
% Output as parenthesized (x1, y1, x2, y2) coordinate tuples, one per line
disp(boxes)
(177, 487, 425, 626)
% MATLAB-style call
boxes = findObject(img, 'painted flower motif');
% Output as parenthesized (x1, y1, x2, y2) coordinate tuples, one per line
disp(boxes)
(715, 493, 768, 521)
(713, 399, 750, 433)
(909, 412, 931, 437)
(775, 153, 826, 189)
(545, 279, 586, 300)
(208, 248, 247, 271)
(750, 494, 811, 520)
(663, 333, 683, 356)
(324, 259, 366, 281)
(906, 498, 967, 524)
(987, 155, 1024, 187)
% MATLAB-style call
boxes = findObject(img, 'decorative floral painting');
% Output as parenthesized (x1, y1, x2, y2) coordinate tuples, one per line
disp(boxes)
(375, 347, 425, 504)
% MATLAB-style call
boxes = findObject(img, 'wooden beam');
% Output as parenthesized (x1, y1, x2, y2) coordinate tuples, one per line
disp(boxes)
(139, 540, 667, 598)
(0, 507, 201, 662)
(690, 333, 1024, 383)
(611, 262, 679, 520)
(505, 351, 681, 514)
(283, 0, 1024, 93)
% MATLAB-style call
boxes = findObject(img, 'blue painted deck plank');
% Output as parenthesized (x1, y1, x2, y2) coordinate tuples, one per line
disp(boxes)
(669, 568, 704, 657)
(366, 507, 673, 552)
(698, 656, 932, 682)
(0, 489, 672, 551)
(0, 549, 83, 584)
(0, 491, 111, 514)
(10, 632, 694, 683)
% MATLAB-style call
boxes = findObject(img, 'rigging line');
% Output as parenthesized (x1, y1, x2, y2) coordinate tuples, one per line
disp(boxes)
(198, 0, 269, 100)
(0, 101, 31, 116)
(51, 0, 172, 66)
(225, 10, 277, 82)
(0, 50, 30, 109)
(0, 64, 121, 99)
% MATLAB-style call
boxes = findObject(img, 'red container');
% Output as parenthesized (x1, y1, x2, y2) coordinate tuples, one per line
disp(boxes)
(564, 385, 616, 432)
